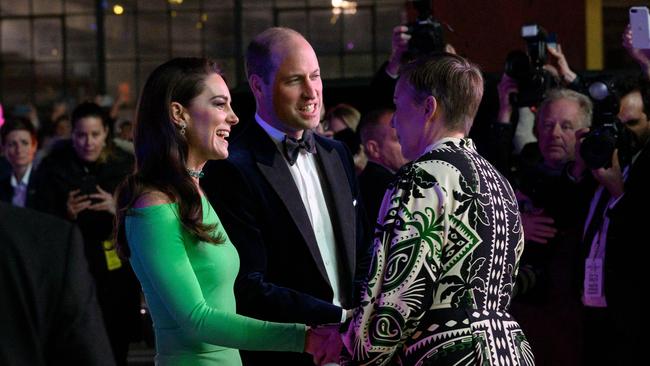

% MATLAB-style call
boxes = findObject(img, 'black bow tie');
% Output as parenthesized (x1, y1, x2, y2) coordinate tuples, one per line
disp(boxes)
(282, 131, 317, 165)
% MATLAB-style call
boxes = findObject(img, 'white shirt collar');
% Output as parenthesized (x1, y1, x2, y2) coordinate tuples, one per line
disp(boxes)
(255, 113, 286, 147)
(10, 164, 32, 188)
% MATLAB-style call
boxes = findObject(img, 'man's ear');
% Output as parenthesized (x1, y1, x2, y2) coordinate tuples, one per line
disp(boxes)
(365, 140, 381, 160)
(424, 95, 437, 120)
(170, 102, 189, 127)
(249, 74, 265, 100)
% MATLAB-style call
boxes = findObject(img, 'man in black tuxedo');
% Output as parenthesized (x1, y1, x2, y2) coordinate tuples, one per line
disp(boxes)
(0, 202, 115, 366)
(201, 27, 368, 365)
(357, 108, 408, 225)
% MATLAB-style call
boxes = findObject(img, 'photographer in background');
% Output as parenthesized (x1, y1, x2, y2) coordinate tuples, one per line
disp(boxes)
(579, 64, 650, 364)
(490, 26, 580, 177)
(357, 108, 408, 225)
(368, 0, 454, 111)
(509, 88, 596, 366)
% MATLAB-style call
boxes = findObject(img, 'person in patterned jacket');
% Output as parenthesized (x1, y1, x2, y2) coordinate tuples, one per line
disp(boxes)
(340, 53, 534, 366)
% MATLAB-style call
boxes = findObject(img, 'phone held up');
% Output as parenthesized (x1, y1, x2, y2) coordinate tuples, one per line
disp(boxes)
(630, 6, 650, 49)
(79, 175, 98, 196)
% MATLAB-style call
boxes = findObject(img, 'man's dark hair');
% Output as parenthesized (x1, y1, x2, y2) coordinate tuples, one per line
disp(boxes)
(358, 108, 394, 144)
(0, 116, 37, 145)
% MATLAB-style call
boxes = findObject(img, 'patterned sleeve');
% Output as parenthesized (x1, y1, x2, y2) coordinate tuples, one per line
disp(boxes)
(341, 163, 446, 365)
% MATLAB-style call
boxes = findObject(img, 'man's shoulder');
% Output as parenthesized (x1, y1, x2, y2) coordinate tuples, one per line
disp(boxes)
(1, 203, 71, 230)
(0, 204, 74, 250)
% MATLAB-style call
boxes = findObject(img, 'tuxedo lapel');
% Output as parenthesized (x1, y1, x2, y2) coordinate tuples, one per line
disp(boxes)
(314, 139, 356, 297)
(250, 125, 332, 287)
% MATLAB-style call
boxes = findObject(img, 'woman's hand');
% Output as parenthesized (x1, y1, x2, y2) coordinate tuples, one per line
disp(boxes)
(88, 185, 117, 215)
(66, 189, 91, 220)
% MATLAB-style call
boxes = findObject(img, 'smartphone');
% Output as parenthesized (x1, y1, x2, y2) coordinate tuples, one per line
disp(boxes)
(630, 6, 650, 49)
(79, 175, 98, 196)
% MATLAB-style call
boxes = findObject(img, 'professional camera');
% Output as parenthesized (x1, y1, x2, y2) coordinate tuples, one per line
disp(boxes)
(404, 0, 445, 60)
(504, 24, 556, 107)
(579, 76, 636, 169)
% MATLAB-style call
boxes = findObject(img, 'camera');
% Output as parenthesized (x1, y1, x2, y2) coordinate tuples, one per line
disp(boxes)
(404, 0, 445, 60)
(579, 76, 636, 169)
(505, 24, 556, 107)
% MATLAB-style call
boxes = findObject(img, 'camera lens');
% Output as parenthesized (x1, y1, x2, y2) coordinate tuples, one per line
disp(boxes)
(588, 81, 610, 101)
(580, 126, 618, 169)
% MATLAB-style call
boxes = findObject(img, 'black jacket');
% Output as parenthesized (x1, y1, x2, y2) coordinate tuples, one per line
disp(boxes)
(0, 203, 115, 366)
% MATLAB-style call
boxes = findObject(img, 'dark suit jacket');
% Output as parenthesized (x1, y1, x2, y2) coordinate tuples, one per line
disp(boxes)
(201, 121, 369, 364)
(358, 161, 395, 227)
(602, 142, 650, 357)
(0, 170, 39, 208)
(0, 203, 115, 366)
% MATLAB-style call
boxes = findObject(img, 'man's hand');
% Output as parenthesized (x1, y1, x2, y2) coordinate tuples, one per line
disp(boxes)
(386, 25, 410, 78)
(522, 211, 557, 244)
(546, 44, 577, 85)
(591, 149, 625, 199)
(497, 73, 518, 123)
(570, 127, 590, 181)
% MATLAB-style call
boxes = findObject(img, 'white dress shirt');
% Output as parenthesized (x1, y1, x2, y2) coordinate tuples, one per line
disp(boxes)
(256, 115, 346, 316)
(10, 164, 32, 208)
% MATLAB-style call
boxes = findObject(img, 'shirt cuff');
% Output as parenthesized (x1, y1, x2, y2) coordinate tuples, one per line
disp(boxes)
(340, 308, 348, 323)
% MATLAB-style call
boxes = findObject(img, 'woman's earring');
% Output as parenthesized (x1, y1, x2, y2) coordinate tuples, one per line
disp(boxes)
(179, 121, 187, 136)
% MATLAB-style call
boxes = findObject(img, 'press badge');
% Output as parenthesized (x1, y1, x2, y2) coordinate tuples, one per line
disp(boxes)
(103, 240, 123, 271)
(583, 258, 606, 307)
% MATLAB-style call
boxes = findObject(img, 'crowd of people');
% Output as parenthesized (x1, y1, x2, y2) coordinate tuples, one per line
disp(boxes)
(1, 12, 649, 366)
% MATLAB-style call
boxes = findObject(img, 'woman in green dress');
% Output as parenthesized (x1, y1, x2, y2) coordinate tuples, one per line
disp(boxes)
(114, 58, 333, 365)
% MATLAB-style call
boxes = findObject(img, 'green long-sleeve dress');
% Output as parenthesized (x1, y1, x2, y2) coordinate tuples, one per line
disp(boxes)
(126, 196, 305, 365)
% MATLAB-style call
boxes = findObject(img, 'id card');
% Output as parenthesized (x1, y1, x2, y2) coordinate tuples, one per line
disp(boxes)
(103, 240, 123, 271)
(583, 258, 606, 307)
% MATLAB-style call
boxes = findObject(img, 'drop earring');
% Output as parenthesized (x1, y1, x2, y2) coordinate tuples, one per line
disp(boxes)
(179, 121, 187, 136)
